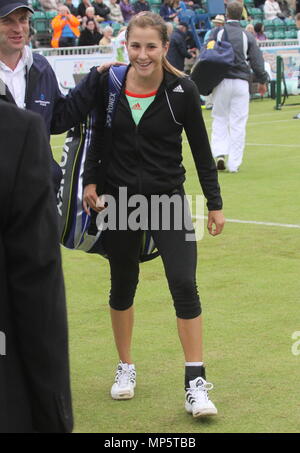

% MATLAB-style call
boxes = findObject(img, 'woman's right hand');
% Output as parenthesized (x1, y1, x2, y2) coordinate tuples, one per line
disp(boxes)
(83, 184, 106, 215)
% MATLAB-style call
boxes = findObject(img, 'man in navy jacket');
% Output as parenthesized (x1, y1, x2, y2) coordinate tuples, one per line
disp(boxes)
(133, 0, 150, 14)
(0, 0, 102, 192)
(166, 22, 195, 72)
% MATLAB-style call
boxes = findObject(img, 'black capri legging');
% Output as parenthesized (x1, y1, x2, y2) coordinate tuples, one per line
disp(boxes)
(101, 186, 202, 320)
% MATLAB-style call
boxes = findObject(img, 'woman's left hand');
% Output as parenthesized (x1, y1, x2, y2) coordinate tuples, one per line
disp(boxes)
(207, 210, 225, 236)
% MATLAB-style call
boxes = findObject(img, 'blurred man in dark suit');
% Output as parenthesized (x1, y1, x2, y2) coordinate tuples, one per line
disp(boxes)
(0, 100, 73, 433)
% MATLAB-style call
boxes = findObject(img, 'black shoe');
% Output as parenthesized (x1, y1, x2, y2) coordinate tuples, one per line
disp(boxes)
(216, 156, 225, 171)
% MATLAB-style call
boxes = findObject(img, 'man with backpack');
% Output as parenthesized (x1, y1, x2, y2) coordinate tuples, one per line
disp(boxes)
(210, 1, 268, 173)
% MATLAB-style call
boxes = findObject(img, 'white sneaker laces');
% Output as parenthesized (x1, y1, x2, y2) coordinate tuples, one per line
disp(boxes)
(187, 381, 214, 400)
(115, 365, 136, 387)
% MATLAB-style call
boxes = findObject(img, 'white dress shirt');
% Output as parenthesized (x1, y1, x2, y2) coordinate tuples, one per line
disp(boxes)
(0, 46, 33, 109)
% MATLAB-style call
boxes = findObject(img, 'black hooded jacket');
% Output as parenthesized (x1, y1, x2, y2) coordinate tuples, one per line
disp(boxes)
(83, 68, 222, 211)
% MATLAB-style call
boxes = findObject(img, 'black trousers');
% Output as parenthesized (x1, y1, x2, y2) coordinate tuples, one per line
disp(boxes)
(101, 186, 201, 319)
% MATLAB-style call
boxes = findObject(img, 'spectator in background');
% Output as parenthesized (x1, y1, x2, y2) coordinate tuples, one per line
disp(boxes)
(296, 12, 300, 38)
(108, 0, 124, 23)
(166, 20, 174, 37)
(77, 0, 92, 18)
(254, 22, 267, 40)
(171, 0, 184, 11)
(228, 0, 249, 19)
(264, 0, 284, 20)
(160, 0, 178, 22)
(245, 23, 255, 34)
(297, 0, 300, 13)
(92, 0, 111, 22)
(133, 0, 150, 14)
(51, 5, 80, 47)
(254, 0, 265, 10)
(78, 18, 103, 44)
(120, 0, 135, 23)
(99, 24, 113, 44)
(81, 6, 100, 29)
(39, 0, 59, 10)
(166, 21, 196, 71)
(116, 24, 127, 44)
(277, 0, 292, 18)
(203, 14, 225, 43)
(65, 0, 78, 16)
(180, 0, 200, 9)
(115, 25, 129, 59)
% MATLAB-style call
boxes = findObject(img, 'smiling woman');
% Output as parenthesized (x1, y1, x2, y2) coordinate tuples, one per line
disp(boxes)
(82, 11, 225, 420)
(125, 22, 169, 89)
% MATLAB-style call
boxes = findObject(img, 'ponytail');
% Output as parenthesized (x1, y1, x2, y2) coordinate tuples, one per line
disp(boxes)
(162, 56, 186, 78)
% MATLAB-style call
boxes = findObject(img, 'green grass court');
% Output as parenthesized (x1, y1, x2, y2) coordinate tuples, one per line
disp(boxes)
(51, 97, 300, 433)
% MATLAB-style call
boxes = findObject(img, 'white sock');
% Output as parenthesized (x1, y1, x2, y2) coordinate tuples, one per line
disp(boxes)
(120, 361, 135, 370)
(185, 362, 204, 367)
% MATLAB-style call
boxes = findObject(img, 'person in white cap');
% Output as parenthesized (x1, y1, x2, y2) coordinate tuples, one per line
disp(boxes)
(203, 14, 225, 44)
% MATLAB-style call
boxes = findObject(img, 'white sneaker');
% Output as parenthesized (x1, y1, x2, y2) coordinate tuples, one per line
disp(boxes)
(185, 377, 218, 417)
(111, 362, 136, 400)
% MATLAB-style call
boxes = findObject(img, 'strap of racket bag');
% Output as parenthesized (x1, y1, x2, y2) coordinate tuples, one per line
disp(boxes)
(57, 65, 159, 262)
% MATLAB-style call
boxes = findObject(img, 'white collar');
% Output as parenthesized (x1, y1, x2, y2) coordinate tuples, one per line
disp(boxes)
(0, 45, 33, 73)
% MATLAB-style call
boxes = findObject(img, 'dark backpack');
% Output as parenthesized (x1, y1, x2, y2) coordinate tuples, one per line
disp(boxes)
(191, 27, 248, 95)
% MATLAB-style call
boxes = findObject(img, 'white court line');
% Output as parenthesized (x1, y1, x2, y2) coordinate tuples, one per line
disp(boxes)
(205, 119, 296, 128)
(194, 215, 300, 229)
(247, 109, 300, 117)
(247, 119, 294, 126)
(48, 149, 299, 228)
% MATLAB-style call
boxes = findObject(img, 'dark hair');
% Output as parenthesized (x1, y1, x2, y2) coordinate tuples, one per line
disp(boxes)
(254, 22, 263, 33)
(126, 11, 186, 78)
(226, 1, 243, 21)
